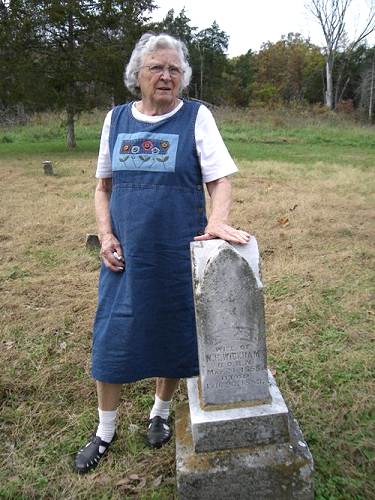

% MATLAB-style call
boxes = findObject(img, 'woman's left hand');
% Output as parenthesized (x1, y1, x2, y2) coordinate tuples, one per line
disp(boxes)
(194, 222, 250, 245)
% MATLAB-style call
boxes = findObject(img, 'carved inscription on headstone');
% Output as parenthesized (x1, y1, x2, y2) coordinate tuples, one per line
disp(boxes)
(191, 240, 270, 406)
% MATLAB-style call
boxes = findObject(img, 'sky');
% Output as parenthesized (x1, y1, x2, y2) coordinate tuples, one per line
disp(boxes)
(151, 0, 375, 57)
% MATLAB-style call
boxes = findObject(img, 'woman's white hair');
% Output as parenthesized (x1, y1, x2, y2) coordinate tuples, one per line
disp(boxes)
(124, 33, 192, 96)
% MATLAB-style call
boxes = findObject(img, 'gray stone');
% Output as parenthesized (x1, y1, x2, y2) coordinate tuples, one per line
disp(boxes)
(176, 239, 314, 499)
(176, 402, 314, 500)
(190, 239, 270, 406)
(42, 160, 54, 175)
(85, 233, 100, 250)
(187, 370, 289, 453)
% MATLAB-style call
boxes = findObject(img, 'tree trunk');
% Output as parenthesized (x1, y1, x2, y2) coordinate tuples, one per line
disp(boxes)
(334, 61, 346, 108)
(66, 109, 76, 149)
(369, 56, 374, 122)
(66, 7, 76, 149)
(338, 77, 350, 104)
(325, 59, 334, 109)
(199, 44, 204, 100)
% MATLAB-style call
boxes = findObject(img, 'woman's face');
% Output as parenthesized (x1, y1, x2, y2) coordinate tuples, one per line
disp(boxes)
(137, 48, 183, 111)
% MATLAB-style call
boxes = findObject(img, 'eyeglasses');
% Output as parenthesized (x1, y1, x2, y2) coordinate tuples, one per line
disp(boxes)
(140, 65, 183, 77)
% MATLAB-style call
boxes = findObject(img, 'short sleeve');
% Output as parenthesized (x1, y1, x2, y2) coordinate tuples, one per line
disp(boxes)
(195, 105, 238, 183)
(96, 110, 113, 178)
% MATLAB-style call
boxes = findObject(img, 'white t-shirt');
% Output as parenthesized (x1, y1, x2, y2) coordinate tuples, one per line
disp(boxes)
(96, 101, 238, 183)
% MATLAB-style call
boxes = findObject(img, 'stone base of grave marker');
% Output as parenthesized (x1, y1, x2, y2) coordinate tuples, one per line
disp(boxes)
(187, 370, 290, 453)
(176, 401, 314, 500)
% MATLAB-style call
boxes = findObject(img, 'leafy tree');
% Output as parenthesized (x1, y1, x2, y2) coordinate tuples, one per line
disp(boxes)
(332, 43, 372, 106)
(155, 7, 196, 44)
(35, 0, 156, 148)
(0, 0, 46, 117)
(225, 51, 256, 106)
(191, 21, 229, 103)
(252, 33, 324, 104)
(0, 0, 156, 147)
(357, 46, 375, 120)
(35, 1, 101, 147)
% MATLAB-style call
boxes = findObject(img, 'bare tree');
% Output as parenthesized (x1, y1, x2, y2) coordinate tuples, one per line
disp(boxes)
(370, 55, 375, 120)
(359, 53, 375, 120)
(306, 0, 375, 108)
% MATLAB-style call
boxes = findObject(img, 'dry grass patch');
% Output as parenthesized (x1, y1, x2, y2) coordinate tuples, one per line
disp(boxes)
(0, 154, 374, 499)
(232, 160, 374, 498)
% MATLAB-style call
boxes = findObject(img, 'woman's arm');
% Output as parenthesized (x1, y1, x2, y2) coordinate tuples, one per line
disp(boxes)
(194, 176, 250, 245)
(95, 178, 124, 272)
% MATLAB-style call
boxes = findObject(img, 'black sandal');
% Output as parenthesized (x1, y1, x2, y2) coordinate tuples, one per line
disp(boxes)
(147, 416, 171, 448)
(73, 433, 115, 474)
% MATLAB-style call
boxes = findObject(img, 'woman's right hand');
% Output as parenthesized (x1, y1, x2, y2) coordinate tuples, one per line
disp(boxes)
(100, 233, 125, 272)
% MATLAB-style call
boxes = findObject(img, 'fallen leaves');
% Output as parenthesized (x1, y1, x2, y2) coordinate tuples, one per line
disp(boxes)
(277, 204, 298, 227)
(115, 473, 162, 493)
(152, 475, 163, 487)
(277, 216, 290, 227)
(2, 341, 16, 350)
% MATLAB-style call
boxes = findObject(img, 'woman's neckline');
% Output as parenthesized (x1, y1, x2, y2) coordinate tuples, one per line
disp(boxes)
(134, 99, 182, 116)
(132, 100, 184, 122)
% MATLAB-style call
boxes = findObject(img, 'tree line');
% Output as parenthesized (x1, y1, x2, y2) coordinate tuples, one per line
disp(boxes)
(0, 1, 374, 147)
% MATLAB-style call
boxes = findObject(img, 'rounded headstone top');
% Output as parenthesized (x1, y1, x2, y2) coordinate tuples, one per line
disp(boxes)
(190, 237, 262, 289)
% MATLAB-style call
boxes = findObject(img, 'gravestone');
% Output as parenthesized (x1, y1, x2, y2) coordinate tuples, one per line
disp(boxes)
(175, 238, 314, 499)
(42, 160, 54, 175)
(193, 238, 270, 407)
(85, 233, 100, 250)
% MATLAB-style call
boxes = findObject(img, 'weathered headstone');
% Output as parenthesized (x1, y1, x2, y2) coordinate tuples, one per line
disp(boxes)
(85, 233, 100, 250)
(42, 160, 54, 175)
(192, 238, 270, 407)
(175, 238, 314, 499)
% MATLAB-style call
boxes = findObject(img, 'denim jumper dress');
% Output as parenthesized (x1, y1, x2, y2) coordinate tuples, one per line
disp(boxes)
(92, 100, 207, 383)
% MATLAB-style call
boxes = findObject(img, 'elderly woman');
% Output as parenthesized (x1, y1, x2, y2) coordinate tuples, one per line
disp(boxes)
(74, 32, 250, 473)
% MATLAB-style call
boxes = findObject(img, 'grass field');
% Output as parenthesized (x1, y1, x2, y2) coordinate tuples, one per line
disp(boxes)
(0, 108, 374, 499)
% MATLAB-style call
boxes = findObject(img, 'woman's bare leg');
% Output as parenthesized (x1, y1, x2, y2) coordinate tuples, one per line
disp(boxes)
(155, 377, 180, 401)
(96, 381, 122, 410)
